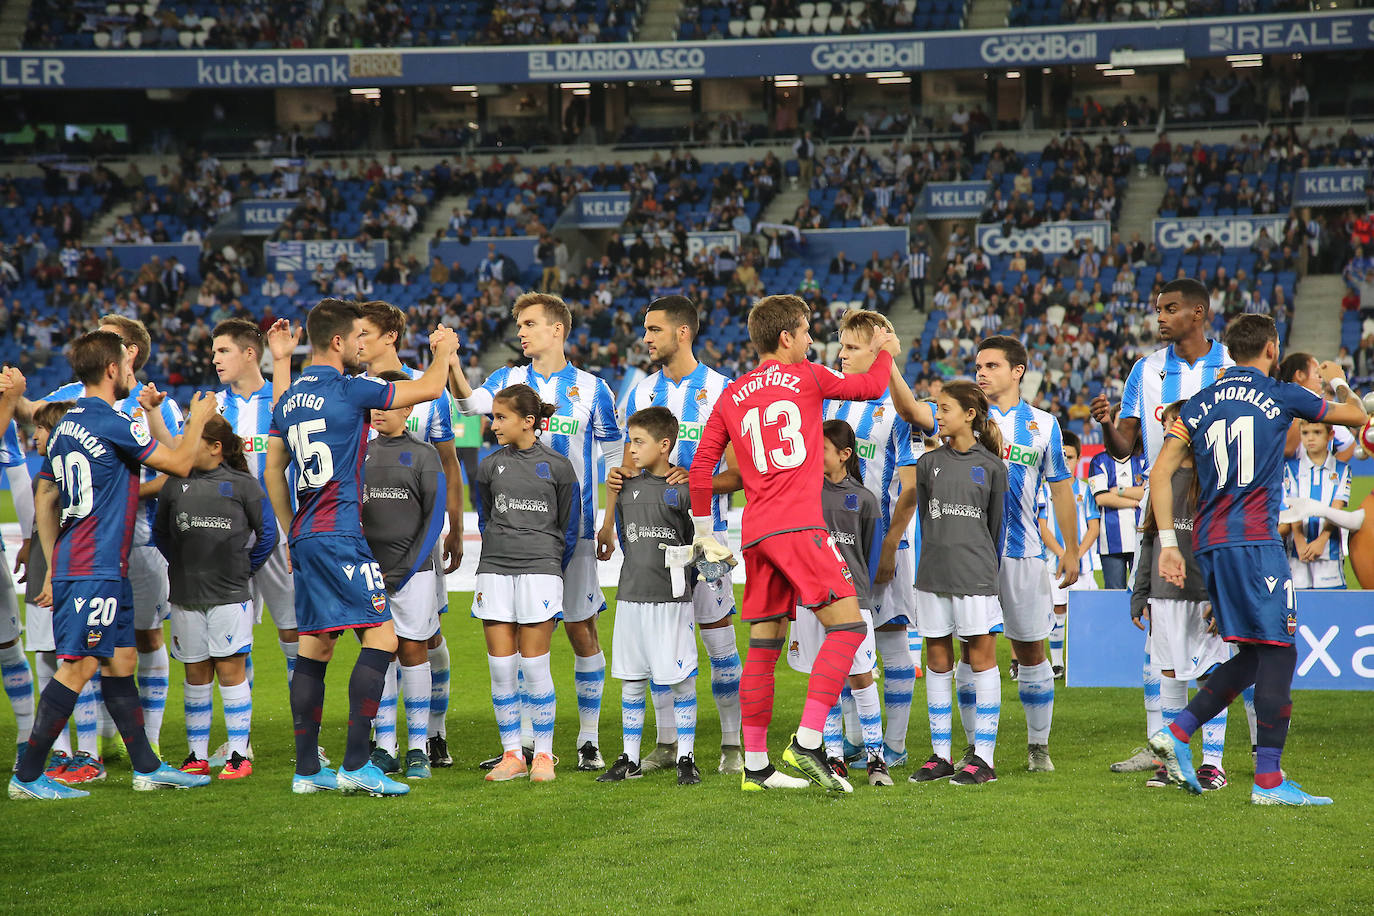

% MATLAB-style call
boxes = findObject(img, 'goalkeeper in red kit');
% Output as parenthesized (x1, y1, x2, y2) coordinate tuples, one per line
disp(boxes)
(688, 294, 902, 793)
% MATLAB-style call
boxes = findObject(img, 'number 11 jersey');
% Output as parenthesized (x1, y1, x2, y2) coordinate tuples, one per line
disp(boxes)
(689, 353, 892, 548)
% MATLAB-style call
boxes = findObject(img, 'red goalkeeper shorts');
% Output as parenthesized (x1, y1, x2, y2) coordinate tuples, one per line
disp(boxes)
(741, 528, 857, 623)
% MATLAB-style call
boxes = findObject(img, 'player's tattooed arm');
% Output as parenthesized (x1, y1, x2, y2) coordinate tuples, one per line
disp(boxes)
(1149, 436, 1187, 588)
(266, 319, 301, 407)
(875, 465, 918, 585)
(1317, 360, 1368, 429)
(265, 436, 295, 572)
(33, 478, 59, 608)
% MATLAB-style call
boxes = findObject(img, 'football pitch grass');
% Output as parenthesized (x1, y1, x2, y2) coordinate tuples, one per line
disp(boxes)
(3, 587, 1373, 916)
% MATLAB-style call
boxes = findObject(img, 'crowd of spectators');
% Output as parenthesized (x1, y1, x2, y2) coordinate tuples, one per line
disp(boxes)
(24, 0, 322, 50)
(1027, 0, 1304, 28)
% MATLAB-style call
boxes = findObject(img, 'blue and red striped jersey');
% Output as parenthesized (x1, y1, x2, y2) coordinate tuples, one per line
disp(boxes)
(38, 397, 156, 579)
(1169, 366, 1327, 553)
(269, 366, 396, 541)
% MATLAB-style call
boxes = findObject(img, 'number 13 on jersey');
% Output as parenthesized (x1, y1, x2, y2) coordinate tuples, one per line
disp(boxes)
(740, 401, 806, 473)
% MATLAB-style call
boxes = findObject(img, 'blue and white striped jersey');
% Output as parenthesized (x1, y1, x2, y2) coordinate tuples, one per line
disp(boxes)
(1087, 451, 1146, 555)
(42, 380, 184, 547)
(1283, 451, 1351, 562)
(622, 362, 733, 533)
(459, 363, 622, 539)
(1038, 478, 1102, 573)
(217, 382, 275, 481)
(991, 400, 1071, 559)
(384, 364, 455, 445)
(824, 394, 921, 548)
(0, 420, 24, 467)
(1120, 340, 1232, 467)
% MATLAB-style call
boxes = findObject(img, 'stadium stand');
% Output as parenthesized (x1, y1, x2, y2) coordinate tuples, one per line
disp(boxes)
(1007, 0, 1305, 28)
(676, 0, 966, 40)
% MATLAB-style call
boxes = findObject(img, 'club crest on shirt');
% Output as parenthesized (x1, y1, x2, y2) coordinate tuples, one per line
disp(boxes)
(1215, 367, 1227, 382)
(87, 630, 103, 648)
(1027, 421, 1040, 433)
(695, 388, 708, 403)
(970, 466, 987, 485)
(874, 406, 885, 420)
(219, 481, 234, 497)
(664, 488, 679, 508)
(495, 493, 508, 514)
(371, 593, 387, 614)
(1286, 612, 1297, 635)
(567, 386, 581, 402)
(400, 451, 413, 467)
(536, 461, 551, 480)
(844, 494, 859, 511)
(627, 522, 639, 542)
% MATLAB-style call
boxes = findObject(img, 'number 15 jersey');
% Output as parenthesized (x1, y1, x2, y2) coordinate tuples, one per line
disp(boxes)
(689, 352, 892, 548)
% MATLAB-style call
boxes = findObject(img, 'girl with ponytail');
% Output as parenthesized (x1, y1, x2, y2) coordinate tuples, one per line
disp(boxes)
(909, 380, 1009, 786)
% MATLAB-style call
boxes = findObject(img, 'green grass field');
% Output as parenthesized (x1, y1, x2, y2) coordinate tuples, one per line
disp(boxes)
(3, 586, 1373, 915)
(3, 492, 1374, 914)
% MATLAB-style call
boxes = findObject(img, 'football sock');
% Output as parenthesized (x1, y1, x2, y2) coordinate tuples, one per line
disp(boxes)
(874, 629, 914, 753)
(573, 651, 605, 747)
(486, 653, 521, 752)
(517, 667, 534, 749)
(35, 653, 71, 757)
(521, 651, 556, 757)
(73, 677, 97, 757)
(17, 680, 77, 782)
(290, 656, 327, 777)
(741, 638, 782, 766)
(183, 681, 213, 760)
(955, 661, 976, 746)
(137, 647, 169, 749)
(651, 681, 675, 745)
(620, 678, 647, 763)
(245, 651, 254, 692)
(840, 684, 860, 747)
(700, 624, 742, 746)
(93, 671, 116, 739)
(1018, 660, 1054, 745)
(343, 648, 392, 772)
(672, 676, 697, 758)
(1159, 675, 1187, 731)
(925, 666, 953, 762)
(1049, 612, 1067, 667)
(907, 626, 923, 661)
(1170, 647, 1258, 741)
(279, 639, 298, 683)
(1200, 683, 1228, 769)
(1243, 685, 1258, 746)
(427, 638, 451, 738)
(1143, 650, 1162, 738)
(373, 660, 400, 757)
(823, 702, 843, 759)
(973, 666, 1001, 768)
(1, 642, 34, 744)
(798, 624, 865, 748)
(101, 674, 161, 774)
(852, 682, 882, 754)
(1251, 644, 1297, 789)
(220, 680, 252, 757)
(400, 662, 432, 753)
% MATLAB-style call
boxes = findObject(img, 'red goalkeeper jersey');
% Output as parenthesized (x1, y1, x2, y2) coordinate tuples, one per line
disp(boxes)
(689, 351, 893, 547)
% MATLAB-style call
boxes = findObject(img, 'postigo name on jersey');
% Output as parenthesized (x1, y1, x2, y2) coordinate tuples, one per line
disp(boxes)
(1002, 443, 1041, 468)
(540, 415, 582, 437)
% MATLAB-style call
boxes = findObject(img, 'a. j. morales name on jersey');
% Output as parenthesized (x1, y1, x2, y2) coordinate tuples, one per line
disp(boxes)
(730, 366, 804, 406)
(1185, 383, 1283, 425)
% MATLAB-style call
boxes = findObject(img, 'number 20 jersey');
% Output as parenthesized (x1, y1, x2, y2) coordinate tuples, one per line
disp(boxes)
(689, 353, 893, 548)
(38, 397, 157, 580)
(270, 366, 396, 542)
